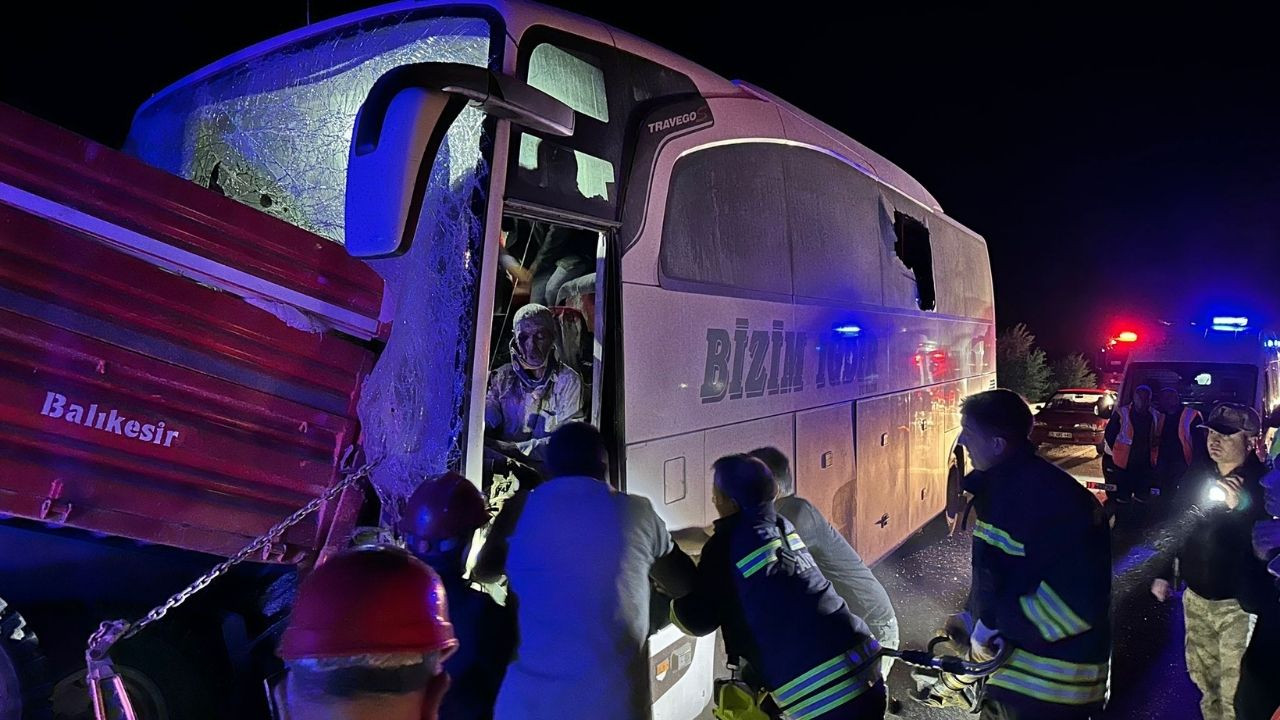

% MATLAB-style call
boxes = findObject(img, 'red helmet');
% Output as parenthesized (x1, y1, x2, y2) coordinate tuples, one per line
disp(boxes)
(399, 471, 489, 542)
(279, 546, 458, 660)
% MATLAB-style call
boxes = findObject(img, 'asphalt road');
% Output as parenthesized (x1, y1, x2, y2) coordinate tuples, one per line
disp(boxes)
(874, 444, 1201, 719)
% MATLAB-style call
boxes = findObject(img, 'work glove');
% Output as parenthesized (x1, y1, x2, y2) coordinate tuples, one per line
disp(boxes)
(970, 620, 1001, 662)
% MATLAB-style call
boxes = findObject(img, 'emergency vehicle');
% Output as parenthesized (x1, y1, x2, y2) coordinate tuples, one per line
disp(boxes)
(1116, 317, 1280, 432)
(0, 2, 995, 717)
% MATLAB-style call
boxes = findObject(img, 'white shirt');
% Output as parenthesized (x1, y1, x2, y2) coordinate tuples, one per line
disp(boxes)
(495, 475, 673, 720)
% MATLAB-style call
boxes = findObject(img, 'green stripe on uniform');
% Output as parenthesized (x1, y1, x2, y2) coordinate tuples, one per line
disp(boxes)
(1036, 582, 1092, 636)
(736, 539, 782, 570)
(974, 520, 1026, 557)
(788, 677, 871, 720)
(741, 554, 777, 578)
(1008, 649, 1108, 684)
(774, 652, 848, 701)
(989, 668, 1107, 705)
(1020, 595, 1069, 642)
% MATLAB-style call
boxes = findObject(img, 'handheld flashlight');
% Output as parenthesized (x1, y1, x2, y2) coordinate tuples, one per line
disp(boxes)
(1206, 485, 1228, 504)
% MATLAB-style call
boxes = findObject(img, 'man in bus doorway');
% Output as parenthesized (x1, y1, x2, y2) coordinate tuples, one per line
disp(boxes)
(1104, 385, 1160, 504)
(1151, 403, 1272, 720)
(958, 389, 1111, 720)
(485, 303, 583, 473)
(1156, 387, 1204, 500)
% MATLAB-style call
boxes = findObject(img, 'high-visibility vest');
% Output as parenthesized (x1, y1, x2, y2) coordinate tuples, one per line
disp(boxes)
(1108, 405, 1160, 469)
(1157, 406, 1201, 466)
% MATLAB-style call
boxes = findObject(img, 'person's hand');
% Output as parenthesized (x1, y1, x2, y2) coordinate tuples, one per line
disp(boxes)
(487, 438, 520, 455)
(1220, 475, 1245, 510)
(970, 620, 1001, 662)
(671, 526, 712, 558)
(1151, 578, 1172, 602)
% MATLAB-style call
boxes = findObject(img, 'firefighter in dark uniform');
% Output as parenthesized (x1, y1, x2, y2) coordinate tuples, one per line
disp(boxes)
(958, 390, 1112, 720)
(673, 454, 886, 720)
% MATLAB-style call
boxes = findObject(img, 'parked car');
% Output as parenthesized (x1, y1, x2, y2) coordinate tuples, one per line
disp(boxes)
(1032, 389, 1117, 456)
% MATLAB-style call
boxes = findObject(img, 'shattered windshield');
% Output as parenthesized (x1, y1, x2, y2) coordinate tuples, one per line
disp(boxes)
(124, 12, 497, 510)
(124, 12, 491, 244)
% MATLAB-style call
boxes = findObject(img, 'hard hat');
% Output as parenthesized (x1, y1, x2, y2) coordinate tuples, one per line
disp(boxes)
(279, 546, 458, 660)
(399, 471, 489, 542)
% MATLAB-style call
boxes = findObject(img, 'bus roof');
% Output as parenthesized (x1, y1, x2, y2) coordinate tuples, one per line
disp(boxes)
(136, 0, 942, 212)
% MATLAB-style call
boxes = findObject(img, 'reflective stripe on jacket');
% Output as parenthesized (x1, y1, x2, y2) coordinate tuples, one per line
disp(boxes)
(673, 507, 881, 720)
(1107, 405, 1160, 469)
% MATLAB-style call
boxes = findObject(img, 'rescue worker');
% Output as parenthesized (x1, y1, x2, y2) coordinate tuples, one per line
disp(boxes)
(1152, 403, 1271, 720)
(484, 303, 583, 472)
(1156, 387, 1203, 499)
(1104, 384, 1159, 503)
(673, 454, 887, 720)
(400, 472, 515, 720)
(748, 446, 900, 674)
(272, 546, 456, 720)
(958, 389, 1111, 720)
(494, 422, 695, 720)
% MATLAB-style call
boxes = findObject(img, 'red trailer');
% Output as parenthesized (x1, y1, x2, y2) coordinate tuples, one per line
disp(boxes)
(0, 102, 386, 719)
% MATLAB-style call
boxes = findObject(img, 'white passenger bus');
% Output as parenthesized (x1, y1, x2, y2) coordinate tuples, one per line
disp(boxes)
(131, 1, 996, 715)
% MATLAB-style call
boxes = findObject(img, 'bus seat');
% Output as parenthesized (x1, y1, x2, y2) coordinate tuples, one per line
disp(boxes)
(551, 305, 593, 413)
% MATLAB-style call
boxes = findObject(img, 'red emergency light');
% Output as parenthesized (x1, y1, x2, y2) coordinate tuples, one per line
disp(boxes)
(1116, 331, 1138, 343)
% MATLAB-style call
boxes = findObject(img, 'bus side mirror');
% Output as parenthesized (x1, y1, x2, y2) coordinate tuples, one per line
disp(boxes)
(345, 62, 574, 258)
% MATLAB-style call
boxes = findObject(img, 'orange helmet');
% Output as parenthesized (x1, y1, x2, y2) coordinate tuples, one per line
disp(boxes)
(279, 546, 457, 660)
(399, 471, 489, 543)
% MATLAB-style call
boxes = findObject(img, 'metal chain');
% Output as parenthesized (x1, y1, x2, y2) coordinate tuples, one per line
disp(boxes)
(87, 463, 373, 658)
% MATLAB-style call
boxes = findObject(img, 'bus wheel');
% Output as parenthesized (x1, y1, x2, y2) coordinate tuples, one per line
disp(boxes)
(49, 631, 219, 720)
(0, 599, 53, 720)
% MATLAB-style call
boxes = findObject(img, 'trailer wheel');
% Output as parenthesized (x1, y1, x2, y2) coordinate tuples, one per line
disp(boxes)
(0, 599, 53, 720)
(48, 632, 220, 720)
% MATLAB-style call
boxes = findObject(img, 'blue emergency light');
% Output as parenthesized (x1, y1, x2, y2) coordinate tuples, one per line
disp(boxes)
(834, 325, 862, 337)
(1212, 316, 1249, 327)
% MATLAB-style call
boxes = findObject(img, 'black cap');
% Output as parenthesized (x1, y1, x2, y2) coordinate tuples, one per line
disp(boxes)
(1199, 403, 1261, 436)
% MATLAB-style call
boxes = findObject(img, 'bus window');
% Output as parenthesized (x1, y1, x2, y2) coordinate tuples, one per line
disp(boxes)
(892, 211, 936, 311)
(659, 143, 792, 297)
(507, 31, 699, 222)
(784, 147, 883, 305)
(516, 134, 615, 204)
(528, 43, 609, 122)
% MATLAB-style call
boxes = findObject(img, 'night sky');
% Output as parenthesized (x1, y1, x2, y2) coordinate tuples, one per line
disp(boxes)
(4, 2, 1278, 358)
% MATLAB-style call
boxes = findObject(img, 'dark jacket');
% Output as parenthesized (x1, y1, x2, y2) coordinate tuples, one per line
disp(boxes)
(673, 505, 881, 720)
(430, 554, 516, 720)
(775, 495, 896, 633)
(964, 445, 1112, 710)
(1157, 453, 1274, 613)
